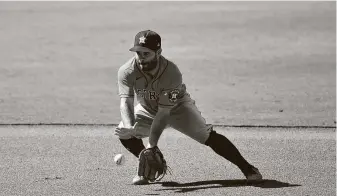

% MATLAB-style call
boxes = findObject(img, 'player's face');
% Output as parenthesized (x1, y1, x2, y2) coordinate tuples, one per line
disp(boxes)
(135, 50, 158, 71)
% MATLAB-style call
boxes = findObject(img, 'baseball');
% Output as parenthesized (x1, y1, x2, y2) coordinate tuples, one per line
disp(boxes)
(114, 154, 125, 165)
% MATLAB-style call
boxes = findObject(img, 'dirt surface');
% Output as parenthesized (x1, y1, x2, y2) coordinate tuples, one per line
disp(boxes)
(0, 2, 335, 126)
(0, 126, 335, 196)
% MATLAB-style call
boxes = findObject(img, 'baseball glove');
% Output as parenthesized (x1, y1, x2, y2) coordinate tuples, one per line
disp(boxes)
(137, 146, 170, 182)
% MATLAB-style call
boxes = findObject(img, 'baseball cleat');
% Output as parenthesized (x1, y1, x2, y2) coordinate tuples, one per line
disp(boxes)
(132, 175, 149, 185)
(245, 167, 263, 181)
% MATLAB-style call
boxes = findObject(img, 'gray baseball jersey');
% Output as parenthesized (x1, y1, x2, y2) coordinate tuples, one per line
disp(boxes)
(118, 55, 192, 114)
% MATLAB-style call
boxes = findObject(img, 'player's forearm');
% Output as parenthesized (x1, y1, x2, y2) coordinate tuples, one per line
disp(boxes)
(120, 98, 135, 128)
(148, 108, 170, 148)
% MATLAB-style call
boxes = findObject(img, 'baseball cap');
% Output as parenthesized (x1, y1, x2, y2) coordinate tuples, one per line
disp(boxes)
(129, 30, 161, 52)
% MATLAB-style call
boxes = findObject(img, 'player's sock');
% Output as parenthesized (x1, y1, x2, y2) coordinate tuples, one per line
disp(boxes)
(205, 130, 254, 176)
(119, 137, 145, 158)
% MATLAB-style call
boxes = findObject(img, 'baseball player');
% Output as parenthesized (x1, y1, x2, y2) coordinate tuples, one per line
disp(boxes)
(115, 30, 262, 185)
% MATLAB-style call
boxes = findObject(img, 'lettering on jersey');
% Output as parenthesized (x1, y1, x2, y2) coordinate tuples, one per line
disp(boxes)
(136, 89, 158, 100)
(168, 89, 180, 103)
(136, 89, 147, 98)
(149, 91, 157, 100)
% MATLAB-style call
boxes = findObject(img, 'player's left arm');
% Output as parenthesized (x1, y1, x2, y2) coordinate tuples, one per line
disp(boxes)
(147, 107, 170, 148)
(147, 66, 184, 148)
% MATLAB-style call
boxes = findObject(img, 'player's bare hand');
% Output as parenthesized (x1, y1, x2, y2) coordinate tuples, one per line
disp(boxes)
(115, 122, 139, 139)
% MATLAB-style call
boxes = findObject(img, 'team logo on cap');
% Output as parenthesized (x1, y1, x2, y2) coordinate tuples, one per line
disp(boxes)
(139, 36, 146, 44)
(168, 89, 180, 103)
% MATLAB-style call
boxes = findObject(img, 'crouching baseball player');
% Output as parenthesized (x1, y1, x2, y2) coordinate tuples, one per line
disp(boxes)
(115, 30, 263, 185)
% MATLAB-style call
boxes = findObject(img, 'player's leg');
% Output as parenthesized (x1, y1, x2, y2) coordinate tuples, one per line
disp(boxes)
(119, 135, 145, 158)
(204, 130, 262, 180)
(169, 101, 262, 180)
(116, 104, 154, 158)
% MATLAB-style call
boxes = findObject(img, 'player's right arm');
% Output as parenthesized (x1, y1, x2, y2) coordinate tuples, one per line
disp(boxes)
(120, 97, 134, 128)
(118, 65, 135, 128)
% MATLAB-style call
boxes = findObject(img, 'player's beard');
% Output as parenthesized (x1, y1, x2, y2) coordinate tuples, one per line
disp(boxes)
(138, 55, 158, 72)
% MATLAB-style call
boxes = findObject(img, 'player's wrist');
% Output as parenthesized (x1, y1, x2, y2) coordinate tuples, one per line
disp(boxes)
(146, 143, 157, 149)
(123, 125, 132, 129)
(122, 121, 135, 129)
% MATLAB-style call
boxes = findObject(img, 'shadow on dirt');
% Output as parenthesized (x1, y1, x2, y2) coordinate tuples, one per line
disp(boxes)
(154, 179, 301, 193)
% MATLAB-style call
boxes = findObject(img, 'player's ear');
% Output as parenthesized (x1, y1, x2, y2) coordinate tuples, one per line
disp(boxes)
(156, 48, 162, 56)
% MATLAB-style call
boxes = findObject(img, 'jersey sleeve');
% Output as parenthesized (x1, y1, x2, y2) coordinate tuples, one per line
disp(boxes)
(157, 64, 186, 109)
(118, 66, 134, 98)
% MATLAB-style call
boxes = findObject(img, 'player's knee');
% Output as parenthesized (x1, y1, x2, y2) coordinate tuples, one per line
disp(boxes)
(204, 130, 226, 146)
(135, 114, 153, 126)
(204, 130, 216, 146)
(204, 130, 232, 148)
